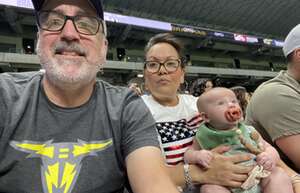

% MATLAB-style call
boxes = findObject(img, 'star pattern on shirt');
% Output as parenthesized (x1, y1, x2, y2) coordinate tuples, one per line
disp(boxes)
(156, 119, 197, 144)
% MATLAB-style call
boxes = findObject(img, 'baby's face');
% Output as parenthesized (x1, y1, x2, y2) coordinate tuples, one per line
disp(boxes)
(203, 89, 242, 130)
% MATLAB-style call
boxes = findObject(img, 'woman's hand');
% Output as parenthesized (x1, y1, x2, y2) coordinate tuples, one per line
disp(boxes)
(189, 145, 253, 188)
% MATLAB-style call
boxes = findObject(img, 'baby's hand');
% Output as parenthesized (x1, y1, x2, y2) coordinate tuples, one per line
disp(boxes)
(256, 152, 275, 171)
(194, 150, 213, 168)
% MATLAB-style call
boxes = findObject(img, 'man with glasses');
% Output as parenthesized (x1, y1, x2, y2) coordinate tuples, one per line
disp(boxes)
(0, 0, 179, 193)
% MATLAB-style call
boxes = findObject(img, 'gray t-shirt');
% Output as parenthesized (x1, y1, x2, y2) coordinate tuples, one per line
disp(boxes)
(0, 71, 159, 193)
(246, 71, 300, 142)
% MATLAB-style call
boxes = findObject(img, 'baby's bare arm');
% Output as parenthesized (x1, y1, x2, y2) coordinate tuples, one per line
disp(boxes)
(256, 135, 280, 170)
(184, 139, 212, 168)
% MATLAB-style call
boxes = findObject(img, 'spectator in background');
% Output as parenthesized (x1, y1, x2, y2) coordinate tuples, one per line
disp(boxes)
(189, 78, 214, 97)
(230, 86, 251, 119)
(0, 0, 180, 192)
(246, 24, 300, 171)
(127, 77, 144, 96)
(142, 33, 252, 192)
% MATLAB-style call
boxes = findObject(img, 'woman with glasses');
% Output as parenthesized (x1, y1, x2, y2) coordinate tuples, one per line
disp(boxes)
(141, 33, 252, 192)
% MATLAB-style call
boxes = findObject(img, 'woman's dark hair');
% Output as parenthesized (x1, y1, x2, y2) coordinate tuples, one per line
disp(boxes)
(230, 86, 248, 117)
(144, 33, 186, 68)
(189, 78, 213, 97)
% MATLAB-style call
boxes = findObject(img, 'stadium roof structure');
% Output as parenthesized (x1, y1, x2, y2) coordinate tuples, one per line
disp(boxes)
(104, 0, 299, 39)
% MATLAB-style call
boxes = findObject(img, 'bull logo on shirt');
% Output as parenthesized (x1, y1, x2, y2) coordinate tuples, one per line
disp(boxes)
(10, 139, 112, 193)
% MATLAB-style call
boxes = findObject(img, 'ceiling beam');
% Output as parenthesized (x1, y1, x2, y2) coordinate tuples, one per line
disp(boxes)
(119, 25, 132, 42)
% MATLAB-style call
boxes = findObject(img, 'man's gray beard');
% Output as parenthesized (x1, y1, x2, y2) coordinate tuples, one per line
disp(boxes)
(36, 40, 102, 89)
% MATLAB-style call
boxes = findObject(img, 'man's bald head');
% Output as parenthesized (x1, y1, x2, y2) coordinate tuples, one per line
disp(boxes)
(197, 87, 236, 113)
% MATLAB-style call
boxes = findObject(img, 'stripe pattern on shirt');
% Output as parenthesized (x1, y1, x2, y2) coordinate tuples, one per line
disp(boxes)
(157, 114, 202, 165)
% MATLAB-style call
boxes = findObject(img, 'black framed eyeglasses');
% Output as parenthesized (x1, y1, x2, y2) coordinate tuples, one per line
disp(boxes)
(144, 59, 181, 73)
(36, 11, 104, 36)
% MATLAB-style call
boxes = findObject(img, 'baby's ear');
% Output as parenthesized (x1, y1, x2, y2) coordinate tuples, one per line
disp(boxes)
(200, 112, 210, 122)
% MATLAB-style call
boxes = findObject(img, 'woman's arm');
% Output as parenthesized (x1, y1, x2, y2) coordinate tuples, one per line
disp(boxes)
(167, 146, 253, 188)
(191, 151, 253, 187)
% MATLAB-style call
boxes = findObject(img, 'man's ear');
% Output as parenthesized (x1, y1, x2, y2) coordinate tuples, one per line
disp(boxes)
(294, 49, 300, 62)
(104, 38, 108, 46)
(35, 32, 40, 53)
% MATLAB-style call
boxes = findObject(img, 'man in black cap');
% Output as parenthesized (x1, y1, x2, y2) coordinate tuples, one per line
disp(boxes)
(0, 0, 179, 192)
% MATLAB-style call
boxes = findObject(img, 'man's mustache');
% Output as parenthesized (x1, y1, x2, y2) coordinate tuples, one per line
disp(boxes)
(54, 41, 87, 56)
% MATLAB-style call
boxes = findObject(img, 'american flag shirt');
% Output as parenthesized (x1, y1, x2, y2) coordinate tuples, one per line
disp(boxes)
(142, 94, 202, 165)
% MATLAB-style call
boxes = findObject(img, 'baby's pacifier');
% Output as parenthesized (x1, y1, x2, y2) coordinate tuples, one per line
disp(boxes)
(224, 106, 241, 122)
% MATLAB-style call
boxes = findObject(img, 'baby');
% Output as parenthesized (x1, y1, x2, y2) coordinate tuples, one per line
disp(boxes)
(184, 87, 293, 193)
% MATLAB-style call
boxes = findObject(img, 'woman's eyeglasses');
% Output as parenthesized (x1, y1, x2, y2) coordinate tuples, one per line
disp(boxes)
(144, 59, 181, 73)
